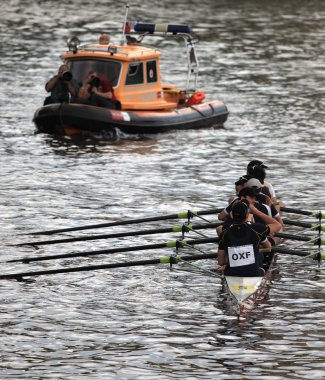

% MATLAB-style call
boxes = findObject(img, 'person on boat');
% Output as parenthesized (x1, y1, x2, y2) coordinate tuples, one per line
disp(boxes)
(77, 71, 120, 109)
(99, 34, 110, 44)
(126, 35, 138, 45)
(217, 200, 282, 277)
(246, 161, 286, 213)
(254, 187, 284, 245)
(244, 177, 283, 220)
(239, 185, 283, 245)
(247, 160, 276, 202)
(243, 177, 265, 194)
(218, 175, 252, 223)
(228, 174, 252, 204)
(44, 64, 79, 105)
(217, 185, 255, 236)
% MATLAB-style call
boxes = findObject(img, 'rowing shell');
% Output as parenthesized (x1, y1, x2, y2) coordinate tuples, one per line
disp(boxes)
(225, 275, 264, 304)
(224, 253, 276, 315)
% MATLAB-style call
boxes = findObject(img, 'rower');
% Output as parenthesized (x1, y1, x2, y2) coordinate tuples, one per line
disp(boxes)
(218, 174, 251, 223)
(217, 185, 255, 236)
(229, 174, 252, 204)
(255, 187, 283, 226)
(217, 200, 281, 277)
(246, 160, 276, 202)
(255, 187, 284, 245)
(243, 179, 284, 243)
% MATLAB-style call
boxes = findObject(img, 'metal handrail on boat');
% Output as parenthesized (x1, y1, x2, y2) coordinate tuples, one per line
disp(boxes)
(124, 29, 200, 91)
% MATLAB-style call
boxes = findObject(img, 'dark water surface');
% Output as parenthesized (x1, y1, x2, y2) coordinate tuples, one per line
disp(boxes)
(0, 0, 324, 379)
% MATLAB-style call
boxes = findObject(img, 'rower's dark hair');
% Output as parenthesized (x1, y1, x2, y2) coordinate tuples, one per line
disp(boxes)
(247, 165, 266, 183)
(231, 200, 249, 222)
(235, 174, 251, 186)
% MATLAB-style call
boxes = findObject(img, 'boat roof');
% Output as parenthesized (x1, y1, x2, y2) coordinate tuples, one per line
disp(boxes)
(62, 43, 161, 62)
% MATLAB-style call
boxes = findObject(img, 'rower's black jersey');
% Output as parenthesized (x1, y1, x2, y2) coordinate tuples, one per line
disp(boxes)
(219, 222, 270, 276)
(254, 202, 279, 224)
(222, 200, 278, 231)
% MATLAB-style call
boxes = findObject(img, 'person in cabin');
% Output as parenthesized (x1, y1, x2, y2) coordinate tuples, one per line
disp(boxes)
(77, 71, 121, 109)
(99, 34, 110, 45)
(217, 200, 282, 276)
(44, 64, 79, 105)
(126, 35, 138, 45)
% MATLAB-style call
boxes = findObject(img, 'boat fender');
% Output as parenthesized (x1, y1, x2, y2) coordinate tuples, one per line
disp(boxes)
(185, 91, 206, 106)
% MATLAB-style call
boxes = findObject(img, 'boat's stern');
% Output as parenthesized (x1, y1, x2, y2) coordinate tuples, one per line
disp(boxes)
(225, 276, 263, 305)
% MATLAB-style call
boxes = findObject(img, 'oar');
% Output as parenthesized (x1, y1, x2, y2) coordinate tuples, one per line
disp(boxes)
(272, 246, 325, 259)
(16, 222, 222, 247)
(282, 218, 325, 231)
(17, 218, 324, 247)
(7, 237, 218, 264)
(26, 208, 223, 236)
(0, 253, 218, 281)
(273, 232, 324, 245)
(281, 207, 324, 218)
(1, 247, 323, 281)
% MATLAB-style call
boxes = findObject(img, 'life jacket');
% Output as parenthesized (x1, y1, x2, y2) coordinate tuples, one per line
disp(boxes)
(185, 91, 206, 106)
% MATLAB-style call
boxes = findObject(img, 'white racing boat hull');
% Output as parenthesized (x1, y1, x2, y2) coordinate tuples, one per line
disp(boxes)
(225, 276, 263, 304)
(224, 254, 276, 315)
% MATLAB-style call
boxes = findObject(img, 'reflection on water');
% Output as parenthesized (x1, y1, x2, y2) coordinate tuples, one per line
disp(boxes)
(43, 133, 160, 156)
(0, 0, 324, 379)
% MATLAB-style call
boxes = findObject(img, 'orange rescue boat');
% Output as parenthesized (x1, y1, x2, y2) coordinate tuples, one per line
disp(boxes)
(33, 16, 228, 137)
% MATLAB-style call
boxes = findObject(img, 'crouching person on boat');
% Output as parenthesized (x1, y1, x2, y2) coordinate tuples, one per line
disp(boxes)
(217, 200, 281, 277)
(77, 71, 121, 110)
(44, 65, 79, 105)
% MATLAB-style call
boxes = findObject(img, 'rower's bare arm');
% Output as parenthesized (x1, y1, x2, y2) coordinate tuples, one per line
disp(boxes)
(45, 76, 59, 92)
(262, 239, 271, 249)
(218, 210, 227, 221)
(217, 248, 227, 266)
(276, 215, 284, 226)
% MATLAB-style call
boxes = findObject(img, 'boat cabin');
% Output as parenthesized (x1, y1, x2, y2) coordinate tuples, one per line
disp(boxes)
(62, 23, 199, 110)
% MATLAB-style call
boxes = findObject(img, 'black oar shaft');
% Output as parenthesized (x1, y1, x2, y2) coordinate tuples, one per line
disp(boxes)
(281, 207, 324, 218)
(272, 247, 318, 257)
(282, 219, 324, 231)
(0, 253, 217, 280)
(274, 232, 318, 243)
(18, 218, 323, 247)
(18, 222, 222, 247)
(26, 208, 222, 236)
(9, 237, 218, 264)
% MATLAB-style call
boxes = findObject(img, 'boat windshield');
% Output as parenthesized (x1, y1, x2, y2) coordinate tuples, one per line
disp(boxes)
(67, 59, 121, 87)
